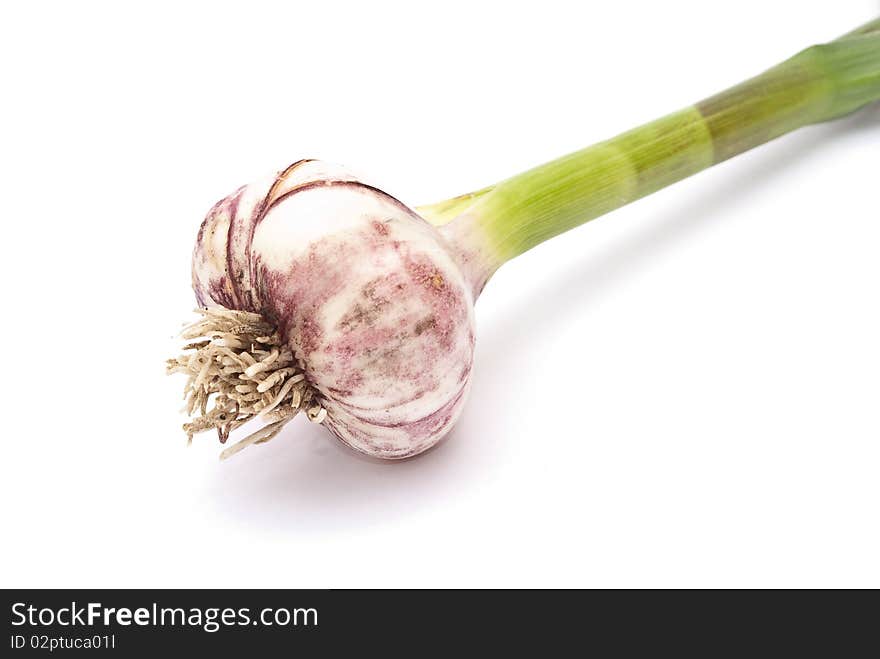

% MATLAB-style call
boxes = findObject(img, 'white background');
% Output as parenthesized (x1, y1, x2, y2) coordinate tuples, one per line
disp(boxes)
(2, 1, 878, 588)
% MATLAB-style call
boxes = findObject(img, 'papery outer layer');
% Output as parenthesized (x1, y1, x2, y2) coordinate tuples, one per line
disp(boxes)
(192, 161, 479, 458)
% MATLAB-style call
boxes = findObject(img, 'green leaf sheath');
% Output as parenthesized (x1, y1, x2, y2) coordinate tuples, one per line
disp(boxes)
(436, 19, 880, 267)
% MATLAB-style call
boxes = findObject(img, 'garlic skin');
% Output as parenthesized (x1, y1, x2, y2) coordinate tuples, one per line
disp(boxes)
(191, 161, 478, 458)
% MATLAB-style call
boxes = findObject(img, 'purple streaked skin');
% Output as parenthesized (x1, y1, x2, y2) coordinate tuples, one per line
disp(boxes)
(192, 161, 494, 458)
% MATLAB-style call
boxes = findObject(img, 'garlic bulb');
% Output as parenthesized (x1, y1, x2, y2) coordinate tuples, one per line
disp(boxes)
(182, 160, 481, 459)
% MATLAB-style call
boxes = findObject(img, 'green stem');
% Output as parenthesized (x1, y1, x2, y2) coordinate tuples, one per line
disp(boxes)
(444, 19, 880, 267)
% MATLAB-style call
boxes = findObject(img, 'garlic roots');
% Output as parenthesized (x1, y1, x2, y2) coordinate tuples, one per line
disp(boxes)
(166, 307, 325, 459)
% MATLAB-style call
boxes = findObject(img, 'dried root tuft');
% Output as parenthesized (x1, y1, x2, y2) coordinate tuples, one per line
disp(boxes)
(166, 307, 325, 459)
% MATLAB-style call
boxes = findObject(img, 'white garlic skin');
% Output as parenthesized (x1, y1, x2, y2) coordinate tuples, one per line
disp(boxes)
(192, 161, 478, 458)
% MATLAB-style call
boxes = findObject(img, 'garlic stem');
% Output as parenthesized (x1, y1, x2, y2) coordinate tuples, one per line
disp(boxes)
(430, 19, 880, 266)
